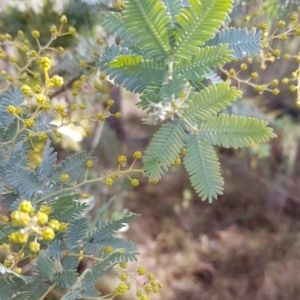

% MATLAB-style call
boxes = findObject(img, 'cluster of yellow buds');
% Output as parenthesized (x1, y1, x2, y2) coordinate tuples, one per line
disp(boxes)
(105, 177, 113, 186)
(131, 178, 139, 187)
(6, 105, 22, 116)
(134, 266, 163, 299)
(2, 200, 68, 273)
(85, 159, 94, 168)
(24, 118, 35, 128)
(36, 94, 46, 105)
(118, 155, 127, 164)
(49, 75, 64, 87)
(133, 151, 142, 159)
(114, 282, 131, 297)
(40, 56, 51, 72)
(96, 113, 106, 121)
(115, 1, 125, 10)
(55, 104, 67, 118)
(61, 173, 69, 183)
(174, 157, 181, 166)
(104, 245, 114, 254)
(81, 193, 90, 200)
(21, 84, 32, 96)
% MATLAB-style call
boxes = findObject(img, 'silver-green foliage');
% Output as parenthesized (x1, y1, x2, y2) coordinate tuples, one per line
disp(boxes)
(99, 0, 275, 202)
(0, 87, 139, 300)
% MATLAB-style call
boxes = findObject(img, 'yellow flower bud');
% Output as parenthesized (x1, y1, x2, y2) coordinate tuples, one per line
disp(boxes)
(32, 30, 40, 39)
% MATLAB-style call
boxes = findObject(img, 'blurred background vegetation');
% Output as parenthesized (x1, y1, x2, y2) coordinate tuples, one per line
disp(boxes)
(2, 0, 300, 299)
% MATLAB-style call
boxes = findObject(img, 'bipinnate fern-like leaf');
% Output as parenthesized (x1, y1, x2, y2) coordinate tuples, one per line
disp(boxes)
(123, 0, 171, 59)
(108, 55, 166, 82)
(62, 253, 80, 271)
(12, 280, 49, 300)
(173, 0, 233, 59)
(47, 240, 64, 260)
(82, 253, 121, 285)
(81, 0, 110, 5)
(31, 112, 56, 133)
(50, 151, 97, 183)
(0, 278, 26, 300)
(49, 194, 85, 221)
(184, 135, 224, 202)
(203, 71, 223, 84)
(81, 286, 101, 298)
(35, 251, 56, 281)
(161, 0, 182, 27)
(86, 213, 138, 242)
(97, 237, 137, 259)
(198, 114, 276, 148)
(173, 45, 234, 80)
(102, 12, 133, 41)
(137, 83, 162, 111)
(65, 218, 89, 250)
(160, 75, 189, 104)
(56, 270, 78, 292)
(36, 139, 57, 182)
(61, 290, 81, 300)
(184, 82, 242, 122)
(53, 202, 88, 222)
(4, 142, 29, 184)
(206, 27, 262, 59)
(99, 45, 148, 92)
(0, 264, 34, 284)
(4, 119, 27, 143)
(6, 164, 40, 198)
(143, 120, 188, 180)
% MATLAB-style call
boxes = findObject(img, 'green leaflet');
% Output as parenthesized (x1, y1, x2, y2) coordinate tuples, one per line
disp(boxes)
(198, 114, 277, 148)
(61, 291, 81, 300)
(36, 139, 57, 182)
(137, 83, 162, 111)
(62, 254, 81, 272)
(184, 82, 242, 122)
(81, 286, 101, 298)
(0, 278, 26, 300)
(99, 45, 149, 92)
(0, 264, 34, 284)
(35, 251, 56, 281)
(82, 253, 121, 285)
(161, 0, 182, 27)
(50, 151, 97, 183)
(102, 12, 133, 41)
(143, 120, 188, 179)
(173, 0, 233, 59)
(11, 281, 49, 300)
(49, 194, 86, 222)
(206, 27, 262, 59)
(47, 240, 65, 260)
(159, 75, 189, 104)
(123, 0, 171, 59)
(55, 270, 78, 292)
(64, 218, 89, 249)
(173, 45, 234, 80)
(184, 135, 224, 202)
(86, 213, 139, 242)
(6, 165, 40, 198)
(3, 118, 27, 143)
(108, 55, 166, 83)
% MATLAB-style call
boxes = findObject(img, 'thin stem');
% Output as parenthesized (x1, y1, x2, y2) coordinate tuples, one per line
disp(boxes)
(39, 283, 56, 300)
(11, 241, 27, 269)
(35, 169, 144, 204)
(6, 127, 26, 161)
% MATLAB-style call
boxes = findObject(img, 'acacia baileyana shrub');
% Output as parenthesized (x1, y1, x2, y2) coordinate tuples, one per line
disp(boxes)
(1, 0, 292, 299)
